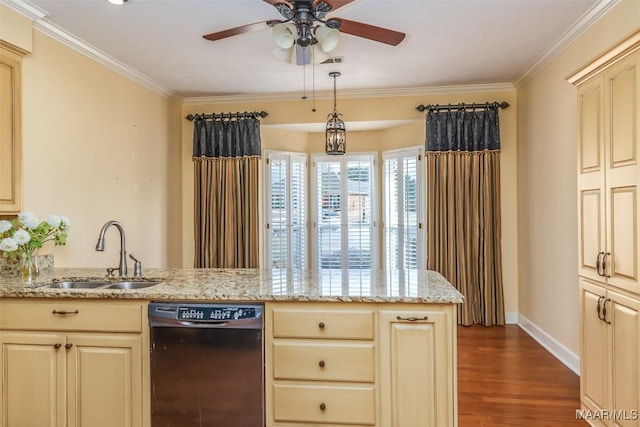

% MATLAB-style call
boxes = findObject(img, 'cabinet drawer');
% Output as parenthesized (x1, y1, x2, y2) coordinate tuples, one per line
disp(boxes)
(0, 300, 143, 332)
(273, 341, 375, 382)
(273, 384, 375, 425)
(272, 309, 374, 340)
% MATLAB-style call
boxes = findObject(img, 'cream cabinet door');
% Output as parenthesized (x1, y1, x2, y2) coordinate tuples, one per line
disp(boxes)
(0, 331, 66, 427)
(577, 75, 606, 283)
(609, 291, 640, 427)
(604, 51, 640, 294)
(66, 333, 143, 427)
(378, 309, 455, 427)
(0, 46, 23, 214)
(579, 280, 610, 422)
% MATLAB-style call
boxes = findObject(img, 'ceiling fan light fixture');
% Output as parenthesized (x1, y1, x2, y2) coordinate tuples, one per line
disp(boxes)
(314, 25, 340, 53)
(107, 0, 128, 4)
(272, 23, 297, 49)
(326, 71, 346, 156)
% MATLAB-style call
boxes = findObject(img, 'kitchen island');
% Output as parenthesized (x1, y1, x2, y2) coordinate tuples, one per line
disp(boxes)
(0, 268, 463, 427)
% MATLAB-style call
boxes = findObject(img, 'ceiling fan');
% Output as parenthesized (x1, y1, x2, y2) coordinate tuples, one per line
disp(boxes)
(203, 0, 406, 64)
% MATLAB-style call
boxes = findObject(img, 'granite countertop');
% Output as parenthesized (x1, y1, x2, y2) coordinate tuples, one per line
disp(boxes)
(0, 268, 464, 304)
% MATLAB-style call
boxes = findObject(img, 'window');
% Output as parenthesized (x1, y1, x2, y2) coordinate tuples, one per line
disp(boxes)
(383, 147, 424, 269)
(264, 151, 307, 269)
(311, 153, 377, 270)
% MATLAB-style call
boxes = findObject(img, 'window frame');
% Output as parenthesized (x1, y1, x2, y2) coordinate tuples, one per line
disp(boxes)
(310, 152, 379, 270)
(382, 146, 425, 270)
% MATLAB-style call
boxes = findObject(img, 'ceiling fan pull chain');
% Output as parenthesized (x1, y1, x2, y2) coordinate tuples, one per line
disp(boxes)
(312, 47, 317, 112)
(301, 58, 307, 100)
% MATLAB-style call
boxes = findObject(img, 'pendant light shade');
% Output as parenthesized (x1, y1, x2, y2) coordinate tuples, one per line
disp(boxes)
(326, 72, 346, 155)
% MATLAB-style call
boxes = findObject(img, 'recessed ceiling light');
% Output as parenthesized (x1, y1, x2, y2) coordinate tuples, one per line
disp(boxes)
(107, 0, 129, 5)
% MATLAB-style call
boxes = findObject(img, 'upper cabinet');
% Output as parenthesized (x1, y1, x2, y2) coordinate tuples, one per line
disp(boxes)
(0, 43, 24, 214)
(570, 30, 640, 295)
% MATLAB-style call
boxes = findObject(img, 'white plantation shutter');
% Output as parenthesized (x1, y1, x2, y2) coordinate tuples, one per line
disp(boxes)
(312, 153, 377, 270)
(265, 151, 307, 269)
(290, 157, 307, 269)
(383, 148, 423, 269)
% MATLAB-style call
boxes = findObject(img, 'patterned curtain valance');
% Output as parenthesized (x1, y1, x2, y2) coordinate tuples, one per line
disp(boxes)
(192, 117, 262, 158)
(425, 108, 501, 152)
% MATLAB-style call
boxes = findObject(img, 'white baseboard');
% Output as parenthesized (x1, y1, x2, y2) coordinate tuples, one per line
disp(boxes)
(517, 314, 580, 375)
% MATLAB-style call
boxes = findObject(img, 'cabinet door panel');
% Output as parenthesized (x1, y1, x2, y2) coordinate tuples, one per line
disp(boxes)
(580, 78, 604, 173)
(66, 334, 142, 427)
(379, 310, 453, 427)
(581, 189, 605, 279)
(608, 58, 637, 168)
(610, 291, 640, 427)
(580, 281, 609, 414)
(610, 187, 637, 283)
(0, 332, 65, 427)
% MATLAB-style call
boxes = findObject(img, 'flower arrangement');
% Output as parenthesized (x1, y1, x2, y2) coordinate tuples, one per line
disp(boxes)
(0, 212, 70, 277)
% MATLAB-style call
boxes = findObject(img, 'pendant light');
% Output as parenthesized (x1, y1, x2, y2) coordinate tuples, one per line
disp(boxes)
(325, 71, 346, 155)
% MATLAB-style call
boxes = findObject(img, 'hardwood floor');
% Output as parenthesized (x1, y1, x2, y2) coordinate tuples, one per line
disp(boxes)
(458, 324, 589, 427)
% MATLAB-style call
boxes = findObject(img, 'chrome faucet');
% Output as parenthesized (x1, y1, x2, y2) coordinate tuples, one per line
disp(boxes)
(95, 220, 128, 277)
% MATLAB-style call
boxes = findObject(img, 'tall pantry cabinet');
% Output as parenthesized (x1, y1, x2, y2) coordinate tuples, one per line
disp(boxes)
(569, 29, 640, 426)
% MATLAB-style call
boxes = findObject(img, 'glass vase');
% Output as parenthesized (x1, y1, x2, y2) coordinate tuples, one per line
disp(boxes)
(21, 252, 39, 280)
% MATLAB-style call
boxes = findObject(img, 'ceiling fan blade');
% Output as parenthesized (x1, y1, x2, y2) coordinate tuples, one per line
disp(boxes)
(313, 0, 355, 12)
(203, 21, 273, 42)
(331, 18, 405, 46)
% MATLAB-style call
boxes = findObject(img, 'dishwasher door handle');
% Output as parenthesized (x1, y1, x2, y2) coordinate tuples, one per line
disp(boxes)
(149, 316, 263, 330)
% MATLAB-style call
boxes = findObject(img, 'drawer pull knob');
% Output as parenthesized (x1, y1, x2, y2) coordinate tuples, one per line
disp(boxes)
(53, 343, 62, 349)
(52, 310, 79, 316)
(318, 322, 325, 329)
(319, 403, 326, 411)
(396, 315, 429, 322)
(65, 343, 73, 350)
(318, 360, 325, 368)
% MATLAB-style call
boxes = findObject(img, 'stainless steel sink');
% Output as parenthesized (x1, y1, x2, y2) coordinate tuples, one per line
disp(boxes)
(49, 280, 110, 289)
(48, 279, 162, 290)
(106, 281, 161, 290)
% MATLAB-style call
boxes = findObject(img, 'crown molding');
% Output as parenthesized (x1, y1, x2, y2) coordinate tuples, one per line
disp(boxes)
(2, 0, 182, 102)
(514, 0, 620, 88)
(183, 83, 516, 105)
(0, 0, 47, 20)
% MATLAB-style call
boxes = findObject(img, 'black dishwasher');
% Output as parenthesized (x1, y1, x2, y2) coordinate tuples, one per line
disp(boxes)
(149, 302, 264, 427)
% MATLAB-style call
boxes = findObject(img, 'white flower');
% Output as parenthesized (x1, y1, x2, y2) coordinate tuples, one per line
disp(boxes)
(13, 229, 31, 245)
(47, 215, 62, 228)
(0, 220, 11, 233)
(60, 216, 71, 229)
(22, 215, 39, 229)
(0, 237, 18, 252)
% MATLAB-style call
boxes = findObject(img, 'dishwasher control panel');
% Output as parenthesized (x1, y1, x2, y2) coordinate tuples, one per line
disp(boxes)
(178, 306, 256, 321)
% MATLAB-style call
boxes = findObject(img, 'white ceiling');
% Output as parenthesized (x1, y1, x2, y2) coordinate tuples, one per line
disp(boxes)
(6, 0, 612, 103)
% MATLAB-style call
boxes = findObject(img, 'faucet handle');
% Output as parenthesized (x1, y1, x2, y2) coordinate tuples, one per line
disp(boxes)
(129, 254, 142, 277)
(106, 267, 118, 277)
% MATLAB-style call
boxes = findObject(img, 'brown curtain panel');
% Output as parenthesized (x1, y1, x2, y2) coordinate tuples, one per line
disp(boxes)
(425, 108, 505, 326)
(192, 116, 261, 268)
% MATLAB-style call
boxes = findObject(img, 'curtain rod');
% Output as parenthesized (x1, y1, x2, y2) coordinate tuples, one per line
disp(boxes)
(185, 111, 268, 121)
(415, 101, 509, 112)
